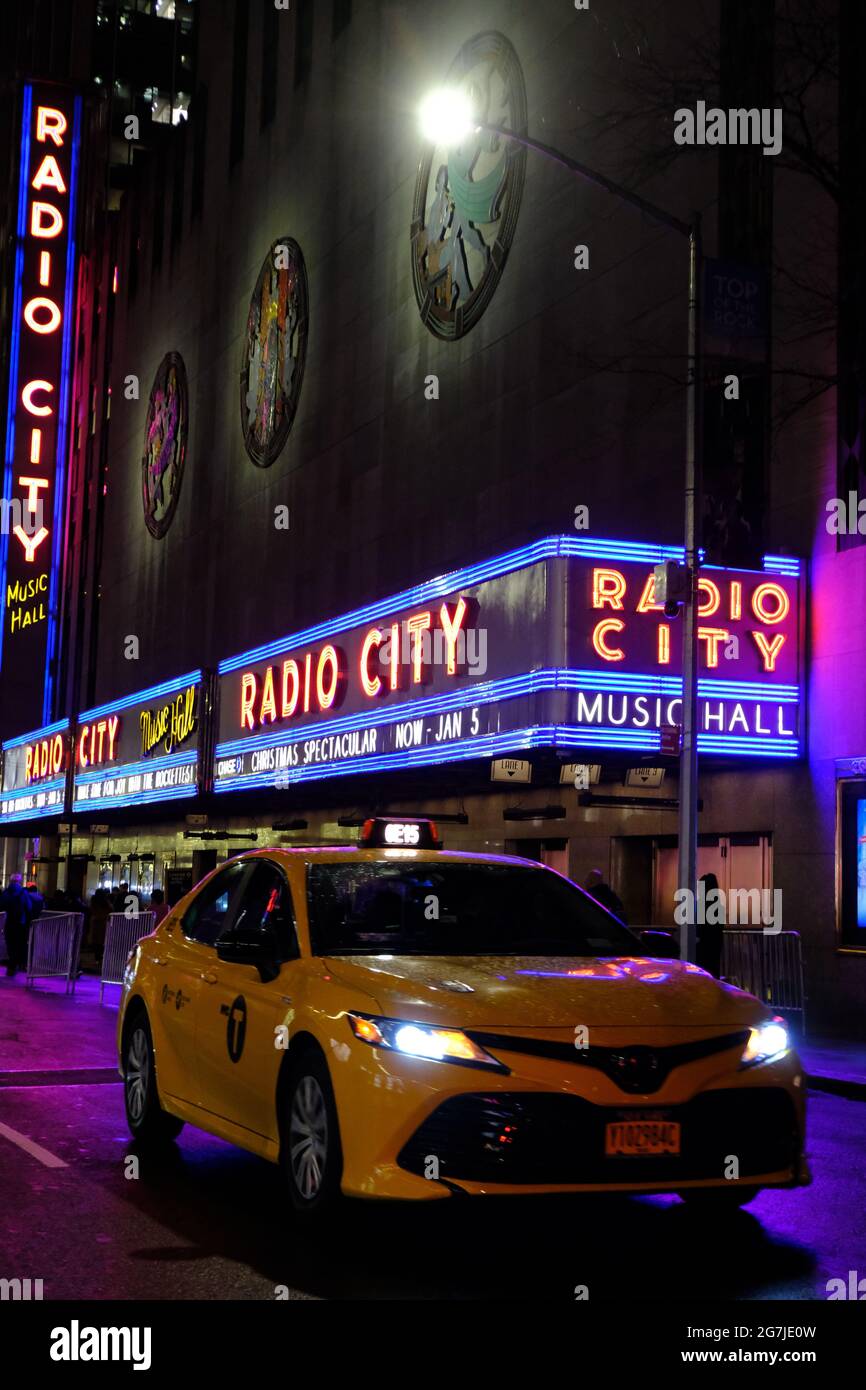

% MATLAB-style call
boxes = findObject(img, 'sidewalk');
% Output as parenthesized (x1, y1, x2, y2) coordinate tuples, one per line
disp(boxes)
(0, 972, 118, 1080)
(1, 972, 865, 1097)
(798, 1037, 866, 1101)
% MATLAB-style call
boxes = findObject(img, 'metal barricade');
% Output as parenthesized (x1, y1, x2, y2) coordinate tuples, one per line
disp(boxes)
(26, 912, 85, 993)
(100, 911, 156, 1004)
(721, 929, 806, 1034)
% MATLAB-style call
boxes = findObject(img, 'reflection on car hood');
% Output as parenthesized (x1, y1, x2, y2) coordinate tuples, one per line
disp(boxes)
(323, 954, 764, 1028)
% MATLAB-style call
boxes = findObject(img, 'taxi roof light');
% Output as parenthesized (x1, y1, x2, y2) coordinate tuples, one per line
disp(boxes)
(359, 816, 441, 849)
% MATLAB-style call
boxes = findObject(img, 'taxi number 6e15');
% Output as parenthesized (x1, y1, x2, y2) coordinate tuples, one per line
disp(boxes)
(383, 823, 420, 845)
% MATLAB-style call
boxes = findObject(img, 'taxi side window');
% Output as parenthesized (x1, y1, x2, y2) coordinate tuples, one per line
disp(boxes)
(181, 861, 247, 947)
(224, 861, 299, 962)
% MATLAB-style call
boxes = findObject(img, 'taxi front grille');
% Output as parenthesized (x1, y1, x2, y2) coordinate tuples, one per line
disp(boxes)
(397, 1088, 798, 1186)
(464, 1029, 750, 1095)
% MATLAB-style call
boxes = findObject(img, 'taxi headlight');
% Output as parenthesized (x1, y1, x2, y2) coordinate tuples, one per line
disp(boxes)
(741, 1018, 789, 1068)
(347, 1013, 505, 1071)
(122, 945, 141, 991)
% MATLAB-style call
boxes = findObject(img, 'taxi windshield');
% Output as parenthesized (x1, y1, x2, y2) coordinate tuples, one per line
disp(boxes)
(307, 860, 641, 957)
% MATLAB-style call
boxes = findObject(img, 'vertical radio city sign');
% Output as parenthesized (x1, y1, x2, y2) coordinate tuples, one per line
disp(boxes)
(1, 84, 81, 724)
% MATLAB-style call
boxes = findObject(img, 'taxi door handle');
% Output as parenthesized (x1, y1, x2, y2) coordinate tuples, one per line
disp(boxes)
(152, 957, 168, 967)
(201, 971, 219, 985)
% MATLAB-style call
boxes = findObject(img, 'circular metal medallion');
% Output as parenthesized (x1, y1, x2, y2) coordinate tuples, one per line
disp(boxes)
(141, 351, 188, 539)
(411, 31, 527, 340)
(240, 236, 309, 467)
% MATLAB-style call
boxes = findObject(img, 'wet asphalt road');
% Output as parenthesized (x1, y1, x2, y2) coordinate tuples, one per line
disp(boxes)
(1, 1065, 864, 1301)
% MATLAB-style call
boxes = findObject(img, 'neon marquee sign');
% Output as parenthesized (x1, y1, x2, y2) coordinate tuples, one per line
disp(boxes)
(0, 717, 69, 823)
(73, 671, 204, 812)
(213, 535, 804, 793)
(1, 85, 81, 725)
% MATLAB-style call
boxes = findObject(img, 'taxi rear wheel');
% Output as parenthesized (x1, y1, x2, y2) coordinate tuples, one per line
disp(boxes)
(281, 1050, 343, 1219)
(123, 1011, 184, 1145)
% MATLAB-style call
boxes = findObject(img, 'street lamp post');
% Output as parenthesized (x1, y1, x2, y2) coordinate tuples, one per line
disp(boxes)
(679, 213, 702, 966)
(419, 97, 703, 956)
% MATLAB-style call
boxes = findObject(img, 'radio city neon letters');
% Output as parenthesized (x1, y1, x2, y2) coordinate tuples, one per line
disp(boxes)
(242, 646, 349, 730)
(24, 732, 64, 784)
(240, 600, 471, 730)
(21, 380, 54, 415)
(2, 90, 78, 688)
(589, 567, 790, 673)
(77, 716, 121, 769)
(15, 105, 69, 567)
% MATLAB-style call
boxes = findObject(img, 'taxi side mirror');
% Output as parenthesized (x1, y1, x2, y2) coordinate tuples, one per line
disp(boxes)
(217, 923, 281, 983)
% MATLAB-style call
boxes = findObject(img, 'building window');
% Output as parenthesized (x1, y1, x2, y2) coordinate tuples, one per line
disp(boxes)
(332, 0, 351, 38)
(229, 0, 249, 168)
(150, 89, 190, 125)
(261, 0, 279, 127)
(295, 0, 313, 86)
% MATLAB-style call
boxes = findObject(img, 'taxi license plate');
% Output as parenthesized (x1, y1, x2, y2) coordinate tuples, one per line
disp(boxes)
(605, 1120, 681, 1156)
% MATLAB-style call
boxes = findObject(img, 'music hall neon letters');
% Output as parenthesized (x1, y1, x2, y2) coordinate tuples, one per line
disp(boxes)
(140, 684, 198, 757)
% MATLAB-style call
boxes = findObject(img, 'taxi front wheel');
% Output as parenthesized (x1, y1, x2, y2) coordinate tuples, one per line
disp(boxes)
(280, 1050, 343, 1219)
(123, 1012, 184, 1145)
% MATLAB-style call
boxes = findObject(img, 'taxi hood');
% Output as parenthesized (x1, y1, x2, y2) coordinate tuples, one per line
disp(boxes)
(323, 954, 764, 1029)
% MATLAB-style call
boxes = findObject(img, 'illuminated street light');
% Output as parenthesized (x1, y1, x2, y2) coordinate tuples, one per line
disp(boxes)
(418, 87, 477, 146)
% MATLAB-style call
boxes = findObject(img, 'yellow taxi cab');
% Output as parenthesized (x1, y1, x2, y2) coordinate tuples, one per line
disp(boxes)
(117, 817, 809, 1220)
